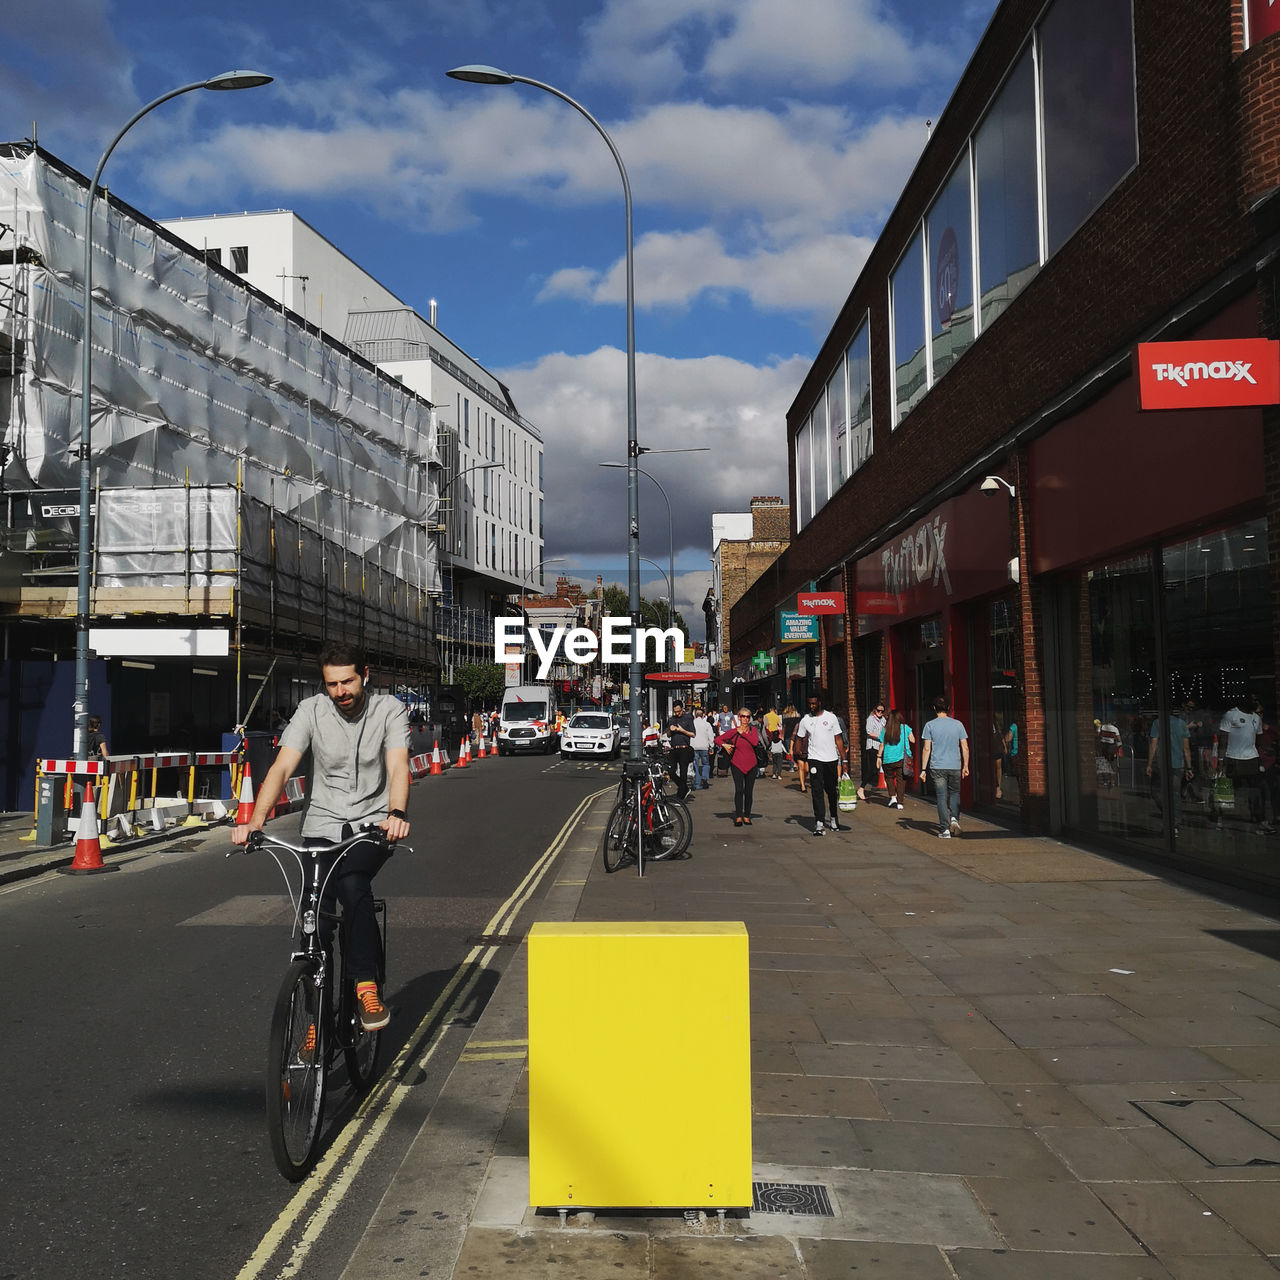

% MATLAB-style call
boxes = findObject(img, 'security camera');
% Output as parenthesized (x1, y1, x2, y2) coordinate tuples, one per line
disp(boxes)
(980, 475, 1015, 498)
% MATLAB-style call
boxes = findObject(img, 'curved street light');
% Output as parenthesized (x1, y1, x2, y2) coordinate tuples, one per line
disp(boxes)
(520, 556, 568, 684)
(73, 70, 273, 756)
(447, 63, 643, 761)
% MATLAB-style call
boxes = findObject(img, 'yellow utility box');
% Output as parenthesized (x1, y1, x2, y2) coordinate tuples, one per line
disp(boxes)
(527, 921, 752, 1210)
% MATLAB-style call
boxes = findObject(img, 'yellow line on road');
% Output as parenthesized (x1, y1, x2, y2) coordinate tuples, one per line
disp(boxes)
(235, 784, 610, 1280)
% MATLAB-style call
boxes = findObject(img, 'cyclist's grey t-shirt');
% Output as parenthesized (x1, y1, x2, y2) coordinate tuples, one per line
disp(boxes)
(922, 716, 968, 770)
(280, 692, 409, 839)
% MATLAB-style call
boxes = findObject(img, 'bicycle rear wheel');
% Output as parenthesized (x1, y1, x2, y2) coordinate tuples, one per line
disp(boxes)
(602, 798, 637, 873)
(646, 795, 692, 860)
(266, 958, 327, 1181)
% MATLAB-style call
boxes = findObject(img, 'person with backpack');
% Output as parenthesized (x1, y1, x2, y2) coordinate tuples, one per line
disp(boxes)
(714, 709, 763, 827)
(795, 689, 848, 836)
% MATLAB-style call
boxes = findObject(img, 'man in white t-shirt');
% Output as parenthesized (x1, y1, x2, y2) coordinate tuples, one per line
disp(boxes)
(795, 689, 848, 836)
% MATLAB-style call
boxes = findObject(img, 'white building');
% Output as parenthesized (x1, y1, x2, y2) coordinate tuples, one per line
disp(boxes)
(159, 210, 545, 680)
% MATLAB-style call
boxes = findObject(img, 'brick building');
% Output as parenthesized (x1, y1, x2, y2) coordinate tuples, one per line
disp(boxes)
(731, 0, 1280, 892)
(710, 498, 790, 705)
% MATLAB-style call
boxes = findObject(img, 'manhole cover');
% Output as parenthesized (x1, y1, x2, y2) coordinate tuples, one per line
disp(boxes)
(466, 933, 522, 947)
(752, 1181, 834, 1216)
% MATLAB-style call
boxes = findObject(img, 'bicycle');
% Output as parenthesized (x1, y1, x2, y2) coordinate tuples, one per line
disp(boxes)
(230, 825, 398, 1181)
(602, 758, 693, 874)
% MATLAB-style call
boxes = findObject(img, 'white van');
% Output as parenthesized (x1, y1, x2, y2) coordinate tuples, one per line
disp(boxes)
(498, 684, 560, 755)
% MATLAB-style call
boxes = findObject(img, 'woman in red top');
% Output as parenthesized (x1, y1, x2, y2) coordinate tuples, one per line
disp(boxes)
(715, 709, 762, 827)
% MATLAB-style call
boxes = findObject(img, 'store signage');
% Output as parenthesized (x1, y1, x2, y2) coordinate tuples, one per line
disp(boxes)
(882, 515, 951, 596)
(797, 591, 845, 615)
(780, 612, 820, 643)
(1136, 338, 1280, 410)
(1249, 0, 1280, 46)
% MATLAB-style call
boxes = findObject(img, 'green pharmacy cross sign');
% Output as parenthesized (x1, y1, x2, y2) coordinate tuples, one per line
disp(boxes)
(751, 650, 771, 674)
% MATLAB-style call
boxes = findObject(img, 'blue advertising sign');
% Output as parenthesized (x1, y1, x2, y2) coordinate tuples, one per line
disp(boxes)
(780, 612, 820, 643)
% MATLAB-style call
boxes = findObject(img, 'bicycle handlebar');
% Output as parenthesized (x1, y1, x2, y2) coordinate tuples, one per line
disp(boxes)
(228, 824, 401, 858)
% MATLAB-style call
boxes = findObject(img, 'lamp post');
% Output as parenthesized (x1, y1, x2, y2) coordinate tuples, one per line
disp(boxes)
(520, 556, 568, 684)
(599, 461, 674, 666)
(447, 64, 642, 761)
(72, 69, 273, 756)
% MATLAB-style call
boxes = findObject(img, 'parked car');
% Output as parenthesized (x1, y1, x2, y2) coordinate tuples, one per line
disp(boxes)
(560, 711, 621, 760)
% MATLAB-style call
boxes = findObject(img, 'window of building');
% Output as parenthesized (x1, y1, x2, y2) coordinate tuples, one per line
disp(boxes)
(538, 452, 544, 493)
(928, 152, 975, 382)
(796, 418, 812, 530)
(483, 468, 490, 513)
(975, 44, 1039, 331)
(890, 228, 927, 425)
(464, 397, 470, 447)
(847, 320, 873, 475)
(202, 247, 222, 268)
(230, 245, 249, 274)
(1040, 0, 1137, 257)
(812, 390, 830, 512)
(826, 363, 847, 492)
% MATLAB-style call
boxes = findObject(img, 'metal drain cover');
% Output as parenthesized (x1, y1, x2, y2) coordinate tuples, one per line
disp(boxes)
(752, 1181, 834, 1216)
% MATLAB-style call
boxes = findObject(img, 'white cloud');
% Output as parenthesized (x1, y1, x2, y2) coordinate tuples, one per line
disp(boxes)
(541, 226, 874, 316)
(581, 0, 957, 95)
(499, 345, 807, 619)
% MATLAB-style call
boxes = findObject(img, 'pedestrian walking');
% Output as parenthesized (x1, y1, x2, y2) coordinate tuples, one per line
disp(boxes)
(920, 695, 969, 837)
(877, 709, 915, 810)
(666, 700, 695, 801)
(781, 703, 801, 776)
(861, 699, 886, 800)
(691, 707, 714, 790)
(715, 709, 761, 827)
(795, 690, 848, 835)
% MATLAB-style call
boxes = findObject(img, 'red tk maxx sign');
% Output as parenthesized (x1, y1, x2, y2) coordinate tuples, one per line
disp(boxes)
(1136, 338, 1280, 411)
(797, 592, 845, 615)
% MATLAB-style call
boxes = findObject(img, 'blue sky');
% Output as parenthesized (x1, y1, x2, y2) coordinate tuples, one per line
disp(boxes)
(2, 0, 999, 621)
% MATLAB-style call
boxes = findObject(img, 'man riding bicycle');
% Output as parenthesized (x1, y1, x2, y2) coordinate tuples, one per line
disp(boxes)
(233, 640, 411, 1031)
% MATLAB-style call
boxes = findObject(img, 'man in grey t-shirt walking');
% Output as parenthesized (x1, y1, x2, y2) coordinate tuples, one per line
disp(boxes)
(920, 694, 970, 838)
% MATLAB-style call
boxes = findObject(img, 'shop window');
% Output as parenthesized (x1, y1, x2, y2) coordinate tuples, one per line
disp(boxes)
(891, 228, 927, 425)
(795, 418, 812, 530)
(927, 153, 975, 381)
(975, 44, 1039, 331)
(847, 321, 873, 474)
(813, 391, 830, 513)
(1061, 552, 1162, 846)
(1040, 0, 1137, 257)
(827, 361, 847, 492)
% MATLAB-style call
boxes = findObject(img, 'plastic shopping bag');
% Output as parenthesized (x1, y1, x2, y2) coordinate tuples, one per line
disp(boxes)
(838, 772, 857, 812)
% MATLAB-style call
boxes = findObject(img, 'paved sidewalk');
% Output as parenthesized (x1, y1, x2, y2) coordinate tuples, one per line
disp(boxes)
(343, 773, 1280, 1279)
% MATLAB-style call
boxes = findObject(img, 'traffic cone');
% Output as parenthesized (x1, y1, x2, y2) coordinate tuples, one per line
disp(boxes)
(457, 737, 469, 768)
(236, 758, 256, 824)
(430, 743, 443, 775)
(877, 764, 887, 791)
(58, 783, 117, 875)
(477, 735, 487, 759)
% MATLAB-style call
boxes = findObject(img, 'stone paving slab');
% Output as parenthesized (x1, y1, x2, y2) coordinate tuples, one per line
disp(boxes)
(964, 1176, 1144, 1252)
(1090, 1181, 1260, 1256)
(799, 1238, 957, 1279)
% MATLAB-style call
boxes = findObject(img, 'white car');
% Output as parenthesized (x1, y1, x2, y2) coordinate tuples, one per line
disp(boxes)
(560, 711, 621, 760)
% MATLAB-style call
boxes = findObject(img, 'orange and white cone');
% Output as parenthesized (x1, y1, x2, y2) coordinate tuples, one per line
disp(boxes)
(457, 737, 469, 769)
(236, 758, 256, 824)
(477, 734, 487, 759)
(430, 743, 443, 775)
(59, 782, 116, 875)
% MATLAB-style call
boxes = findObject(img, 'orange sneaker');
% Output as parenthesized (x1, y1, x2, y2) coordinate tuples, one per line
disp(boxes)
(356, 984, 390, 1031)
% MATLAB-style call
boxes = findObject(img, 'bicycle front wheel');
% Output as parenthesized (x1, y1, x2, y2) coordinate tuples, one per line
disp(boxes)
(646, 795, 692, 860)
(266, 959, 327, 1181)
(602, 798, 637, 873)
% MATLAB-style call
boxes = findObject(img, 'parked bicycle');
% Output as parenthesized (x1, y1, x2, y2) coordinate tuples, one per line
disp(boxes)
(230, 825, 399, 1181)
(602, 757, 693, 874)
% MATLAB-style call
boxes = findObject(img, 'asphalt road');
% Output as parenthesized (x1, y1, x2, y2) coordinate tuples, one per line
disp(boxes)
(0, 750, 614, 1280)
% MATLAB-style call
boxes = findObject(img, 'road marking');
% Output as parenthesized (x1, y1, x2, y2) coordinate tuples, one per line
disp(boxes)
(235, 784, 611, 1280)
(467, 1038, 528, 1049)
(459, 1049, 528, 1062)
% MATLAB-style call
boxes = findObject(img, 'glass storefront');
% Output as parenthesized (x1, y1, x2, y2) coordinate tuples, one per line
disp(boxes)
(1057, 518, 1276, 885)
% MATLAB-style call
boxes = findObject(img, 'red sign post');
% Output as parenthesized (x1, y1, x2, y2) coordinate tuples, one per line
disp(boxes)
(797, 592, 845, 615)
(1136, 338, 1280, 410)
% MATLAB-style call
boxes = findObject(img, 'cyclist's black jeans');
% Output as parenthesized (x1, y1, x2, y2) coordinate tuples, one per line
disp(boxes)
(308, 826, 390, 985)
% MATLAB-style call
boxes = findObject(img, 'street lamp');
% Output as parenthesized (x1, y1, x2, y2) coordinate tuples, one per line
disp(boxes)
(520, 556, 568, 683)
(447, 63, 643, 761)
(599, 461, 674, 664)
(73, 69, 273, 756)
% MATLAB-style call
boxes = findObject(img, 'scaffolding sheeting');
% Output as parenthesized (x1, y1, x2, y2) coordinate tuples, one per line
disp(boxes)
(0, 145, 440, 594)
